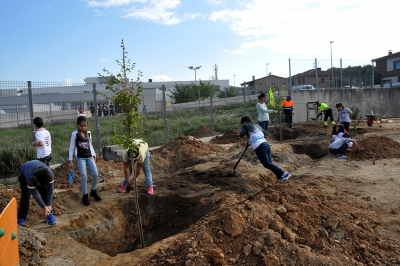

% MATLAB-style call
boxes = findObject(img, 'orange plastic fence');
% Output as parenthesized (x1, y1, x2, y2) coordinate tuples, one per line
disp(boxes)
(0, 198, 19, 266)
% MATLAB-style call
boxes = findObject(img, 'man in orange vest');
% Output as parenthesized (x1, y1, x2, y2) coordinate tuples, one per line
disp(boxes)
(282, 95, 294, 128)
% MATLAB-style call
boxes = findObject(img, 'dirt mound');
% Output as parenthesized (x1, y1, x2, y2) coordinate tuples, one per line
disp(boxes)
(348, 135, 400, 161)
(187, 125, 220, 139)
(141, 182, 399, 265)
(152, 135, 223, 173)
(211, 129, 243, 144)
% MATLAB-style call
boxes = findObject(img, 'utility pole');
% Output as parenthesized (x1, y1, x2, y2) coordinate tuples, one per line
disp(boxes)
(213, 64, 219, 80)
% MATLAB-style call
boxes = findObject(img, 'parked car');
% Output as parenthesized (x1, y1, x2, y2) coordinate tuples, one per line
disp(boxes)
(291, 85, 316, 91)
(343, 86, 358, 89)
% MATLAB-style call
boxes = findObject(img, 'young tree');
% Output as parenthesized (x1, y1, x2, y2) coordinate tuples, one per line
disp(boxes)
(168, 83, 196, 103)
(98, 39, 144, 155)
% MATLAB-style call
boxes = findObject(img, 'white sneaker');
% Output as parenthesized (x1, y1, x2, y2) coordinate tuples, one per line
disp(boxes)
(281, 172, 290, 180)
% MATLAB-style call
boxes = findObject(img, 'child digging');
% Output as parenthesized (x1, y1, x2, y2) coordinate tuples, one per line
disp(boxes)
(239, 115, 290, 180)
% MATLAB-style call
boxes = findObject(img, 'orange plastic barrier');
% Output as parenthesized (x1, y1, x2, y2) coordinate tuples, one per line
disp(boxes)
(0, 198, 19, 266)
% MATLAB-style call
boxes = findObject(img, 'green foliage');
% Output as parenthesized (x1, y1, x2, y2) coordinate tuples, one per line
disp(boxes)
(216, 86, 237, 98)
(328, 64, 383, 86)
(350, 105, 363, 130)
(168, 83, 196, 103)
(0, 145, 36, 177)
(98, 39, 144, 153)
(168, 80, 218, 104)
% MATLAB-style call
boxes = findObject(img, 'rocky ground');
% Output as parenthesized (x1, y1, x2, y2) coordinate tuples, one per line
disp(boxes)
(2, 119, 400, 265)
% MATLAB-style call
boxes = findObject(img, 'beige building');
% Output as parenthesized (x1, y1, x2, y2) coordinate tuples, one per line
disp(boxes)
(244, 75, 288, 94)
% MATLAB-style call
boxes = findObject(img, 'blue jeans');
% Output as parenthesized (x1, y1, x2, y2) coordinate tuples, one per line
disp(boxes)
(329, 143, 348, 155)
(258, 121, 269, 135)
(255, 142, 284, 179)
(123, 150, 153, 187)
(76, 157, 98, 195)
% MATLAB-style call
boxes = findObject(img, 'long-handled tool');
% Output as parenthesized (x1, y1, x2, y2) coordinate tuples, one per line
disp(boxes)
(231, 141, 250, 174)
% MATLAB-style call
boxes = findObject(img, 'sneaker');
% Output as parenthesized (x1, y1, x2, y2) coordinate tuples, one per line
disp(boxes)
(337, 154, 347, 159)
(118, 183, 128, 193)
(17, 218, 26, 226)
(147, 186, 154, 195)
(281, 172, 290, 181)
(46, 214, 57, 225)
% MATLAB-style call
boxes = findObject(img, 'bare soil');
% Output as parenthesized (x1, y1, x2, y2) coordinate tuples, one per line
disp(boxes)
(2, 120, 400, 265)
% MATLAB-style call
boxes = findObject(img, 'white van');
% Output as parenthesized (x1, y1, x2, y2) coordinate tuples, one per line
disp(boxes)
(291, 85, 316, 91)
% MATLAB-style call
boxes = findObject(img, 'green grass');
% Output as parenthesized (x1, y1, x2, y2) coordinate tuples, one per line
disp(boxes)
(0, 100, 282, 178)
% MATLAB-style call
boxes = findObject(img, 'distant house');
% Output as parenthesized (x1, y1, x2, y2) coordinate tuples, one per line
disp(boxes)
(374, 50, 400, 85)
(244, 75, 288, 95)
(291, 68, 332, 89)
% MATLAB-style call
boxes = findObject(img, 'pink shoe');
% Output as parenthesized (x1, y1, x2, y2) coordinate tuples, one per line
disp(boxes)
(147, 186, 154, 195)
(118, 183, 127, 193)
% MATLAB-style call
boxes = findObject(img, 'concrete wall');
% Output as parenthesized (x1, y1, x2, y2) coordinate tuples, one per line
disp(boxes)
(292, 87, 400, 123)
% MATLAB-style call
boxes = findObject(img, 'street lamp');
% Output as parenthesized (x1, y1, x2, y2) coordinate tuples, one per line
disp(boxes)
(188, 66, 202, 106)
(330, 41, 334, 88)
(266, 63, 269, 89)
(234, 75, 236, 87)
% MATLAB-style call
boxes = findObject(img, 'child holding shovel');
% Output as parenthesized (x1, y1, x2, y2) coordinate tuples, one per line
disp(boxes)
(239, 116, 290, 180)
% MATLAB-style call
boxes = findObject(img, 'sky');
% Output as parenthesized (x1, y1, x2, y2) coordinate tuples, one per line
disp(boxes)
(1, 0, 399, 86)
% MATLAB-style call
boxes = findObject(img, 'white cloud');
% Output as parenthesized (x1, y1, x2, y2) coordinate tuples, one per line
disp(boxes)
(210, 0, 400, 58)
(100, 59, 106, 62)
(207, 0, 224, 6)
(151, 75, 173, 81)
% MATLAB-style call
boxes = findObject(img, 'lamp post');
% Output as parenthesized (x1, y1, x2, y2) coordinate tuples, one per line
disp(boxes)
(330, 41, 334, 88)
(266, 63, 269, 89)
(188, 66, 202, 106)
(234, 75, 236, 87)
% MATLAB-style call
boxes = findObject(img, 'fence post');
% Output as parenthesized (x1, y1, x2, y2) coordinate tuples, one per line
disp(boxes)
(243, 82, 247, 115)
(49, 101, 52, 122)
(27, 81, 35, 142)
(210, 85, 214, 137)
(162, 84, 168, 144)
(16, 105, 19, 127)
(92, 83, 101, 157)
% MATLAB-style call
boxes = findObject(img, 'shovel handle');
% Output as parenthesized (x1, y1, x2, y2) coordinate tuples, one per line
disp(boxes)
(233, 142, 250, 171)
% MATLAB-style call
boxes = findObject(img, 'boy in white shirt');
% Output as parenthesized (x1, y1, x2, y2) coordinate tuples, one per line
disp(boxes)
(33, 117, 52, 166)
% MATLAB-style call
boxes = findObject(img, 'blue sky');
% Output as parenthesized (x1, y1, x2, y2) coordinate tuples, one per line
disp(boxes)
(1, 0, 399, 85)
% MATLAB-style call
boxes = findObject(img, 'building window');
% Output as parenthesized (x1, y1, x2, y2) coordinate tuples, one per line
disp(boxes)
(321, 78, 325, 82)
(271, 83, 275, 88)
(303, 79, 305, 84)
(258, 83, 263, 87)
(394, 61, 400, 70)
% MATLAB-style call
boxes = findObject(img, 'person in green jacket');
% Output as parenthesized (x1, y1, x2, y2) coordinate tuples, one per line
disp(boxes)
(314, 101, 336, 127)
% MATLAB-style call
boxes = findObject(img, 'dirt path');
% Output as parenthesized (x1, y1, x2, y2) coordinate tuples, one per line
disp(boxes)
(2, 120, 400, 265)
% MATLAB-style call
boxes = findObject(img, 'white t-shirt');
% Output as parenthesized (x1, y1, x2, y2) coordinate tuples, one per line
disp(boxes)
(35, 128, 52, 158)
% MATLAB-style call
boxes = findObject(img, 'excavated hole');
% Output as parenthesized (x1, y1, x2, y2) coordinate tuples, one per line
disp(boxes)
(68, 193, 215, 256)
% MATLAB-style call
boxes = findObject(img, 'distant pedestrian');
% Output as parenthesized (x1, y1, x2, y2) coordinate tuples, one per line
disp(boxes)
(336, 103, 352, 132)
(32, 117, 52, 166)
(78, 106, 84, 116)
(282, 95, 294, 128)
(90, 103, 95, 117)
(68, 116, 101, 206)
(17, 160, 57, 226)
(109, 103, 114, 116)
(239, 115, 290, 181)
(256, 93, 277, 135)
(97, 104, 102, 117)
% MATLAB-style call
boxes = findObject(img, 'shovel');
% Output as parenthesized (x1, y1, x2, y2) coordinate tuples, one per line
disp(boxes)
(231, 141, 250, 175)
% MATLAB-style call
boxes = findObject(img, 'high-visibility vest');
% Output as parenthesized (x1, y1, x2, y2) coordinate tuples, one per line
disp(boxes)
(282, 100, 294, 111)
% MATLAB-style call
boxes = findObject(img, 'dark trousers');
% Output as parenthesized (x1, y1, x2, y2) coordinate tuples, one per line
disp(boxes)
(38, 154, 52, 167)
(324, 108, 334, 122)
(258, 121, 269, 135)
(18, 175, 48, 220)
(329, 143, 348, 155)
(255, 142, 284, 179)
(284, 110, 293, 126)
(342, 122, 350, 132)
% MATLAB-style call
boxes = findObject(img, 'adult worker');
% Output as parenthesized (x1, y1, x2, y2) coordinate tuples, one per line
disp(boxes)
(314, 101, 336, 127)
(282, 95, 294, 128)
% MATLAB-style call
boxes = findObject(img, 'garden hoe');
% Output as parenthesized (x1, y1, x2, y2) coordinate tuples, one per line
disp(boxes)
(230, 141, 250, 176)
